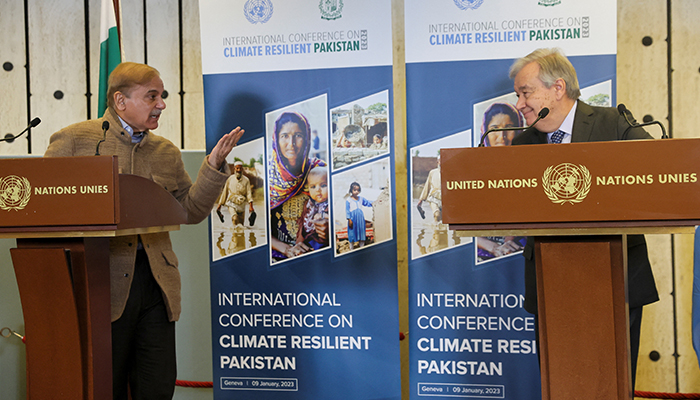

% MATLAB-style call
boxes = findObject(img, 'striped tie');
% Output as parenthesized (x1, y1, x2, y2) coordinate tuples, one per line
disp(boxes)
(550, 130, 565, 144)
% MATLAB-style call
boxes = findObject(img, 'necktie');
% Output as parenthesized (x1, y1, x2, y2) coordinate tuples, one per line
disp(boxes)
(550, 130, 565, 144)
(131, 132, 144, 143)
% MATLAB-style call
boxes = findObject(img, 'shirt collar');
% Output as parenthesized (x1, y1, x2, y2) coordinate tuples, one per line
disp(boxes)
(117, 116, 146, 143)
(117, 116, 134, 136)
(547, 101, 577, 144)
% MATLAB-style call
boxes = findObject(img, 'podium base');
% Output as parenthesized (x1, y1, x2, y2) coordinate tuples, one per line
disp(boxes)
(12, 238, 113, 400)
(535, 235, 631, 400)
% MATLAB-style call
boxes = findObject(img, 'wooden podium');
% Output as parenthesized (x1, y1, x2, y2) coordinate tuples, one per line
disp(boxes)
(0, 156, 187, 400)
(440, 138, 700, 400)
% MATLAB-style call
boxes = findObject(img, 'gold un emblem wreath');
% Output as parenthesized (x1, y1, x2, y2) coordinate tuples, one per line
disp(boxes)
(542, 163, 591, 205)
(0, 175, 31, 211)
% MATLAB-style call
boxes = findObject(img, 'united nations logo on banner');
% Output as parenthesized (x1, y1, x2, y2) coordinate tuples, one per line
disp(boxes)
(319, 0, 343, 20)
(244, 0, 273, 24)
(0, 175, 31, 211)
(453, 0, 484, 10)
(542, 163, 591, 205)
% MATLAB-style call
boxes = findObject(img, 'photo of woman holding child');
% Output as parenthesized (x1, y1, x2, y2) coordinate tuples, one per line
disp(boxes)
(297, 166, 329, 250)
(268, 109, 330, 262)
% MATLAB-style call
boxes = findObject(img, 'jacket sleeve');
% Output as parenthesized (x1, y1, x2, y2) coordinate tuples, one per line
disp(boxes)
(44, 129, 76, 157)
(170, 156, 230, 224)
(618, 108, 653, 140)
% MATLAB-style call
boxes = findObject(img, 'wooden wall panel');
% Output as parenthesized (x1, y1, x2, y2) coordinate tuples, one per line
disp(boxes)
(120, 0, 146, 64)
(640, 233, 675, 393)
(391, 1, 409, 399)
(88, 0, 103, 120)
(28, 0, 87, 155)
(145, 0, 181, 147)
(183, 0, 206, 150)
(674, 234, 700, 392)
(0, 1, 698, 399)
(618, 0, 676, 395)
(0, 0, 29, 155)
(671, 0, 700, 141)
(617, 0, 668, 136)
(671, 0, 700, 393)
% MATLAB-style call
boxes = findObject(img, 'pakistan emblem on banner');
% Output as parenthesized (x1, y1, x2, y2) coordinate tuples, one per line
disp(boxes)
(453, 0, 484, 10)
(319, 0, 343, 20)
(0, 175, 31, 211)
(538, 0, 562, 6)
(542, 163, 591, 205)
(244, 0, 273, 24)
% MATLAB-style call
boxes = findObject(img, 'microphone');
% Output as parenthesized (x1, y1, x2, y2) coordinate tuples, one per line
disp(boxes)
(618, 103, 668, 139)
(95, 120, 109, 155)
(1, 117, 41, 143)
(617, 104, 635, 127)
(478, 107, 549, 147)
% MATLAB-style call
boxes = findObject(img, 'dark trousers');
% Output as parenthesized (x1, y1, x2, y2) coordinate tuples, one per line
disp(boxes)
(111, 249, 177, 400)
(534, 306, 643, 390)
(628, 306, 643, 390)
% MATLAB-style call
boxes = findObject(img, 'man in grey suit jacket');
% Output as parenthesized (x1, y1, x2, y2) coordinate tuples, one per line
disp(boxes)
(509, 48, 659, 388)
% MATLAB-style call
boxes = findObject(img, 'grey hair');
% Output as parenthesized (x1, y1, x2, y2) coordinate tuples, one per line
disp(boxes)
(509, 48, 581, 100)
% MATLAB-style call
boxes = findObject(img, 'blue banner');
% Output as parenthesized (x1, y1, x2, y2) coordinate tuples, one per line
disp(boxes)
(199, 1, 400, 398)
(405, 1, 617, 398)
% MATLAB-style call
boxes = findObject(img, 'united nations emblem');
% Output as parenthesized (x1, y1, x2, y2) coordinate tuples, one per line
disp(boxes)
(453, 0, 485, 10)
(542, 163, 591, 205)
(0, 175, 31, 211)
(319, 0, 343, 21)
(244, 0, 273, 24)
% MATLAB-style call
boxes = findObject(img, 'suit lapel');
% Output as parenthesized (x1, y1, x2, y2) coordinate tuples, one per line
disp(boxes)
(517, 127, 548, 144)
(535, 129, 547, 144)
(571, 100, 595, 143)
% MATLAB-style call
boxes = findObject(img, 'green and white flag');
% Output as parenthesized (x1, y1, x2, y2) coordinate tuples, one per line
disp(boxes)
(98, 0, 121, 118)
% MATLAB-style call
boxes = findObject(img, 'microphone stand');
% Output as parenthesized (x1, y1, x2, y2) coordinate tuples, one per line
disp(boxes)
(618, 103, 668, 140)
(1, 117, 41, 143)
(95, 121, 110, 155)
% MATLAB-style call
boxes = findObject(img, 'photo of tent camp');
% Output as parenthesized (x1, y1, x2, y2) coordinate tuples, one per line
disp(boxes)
(331, 90, 390, 171)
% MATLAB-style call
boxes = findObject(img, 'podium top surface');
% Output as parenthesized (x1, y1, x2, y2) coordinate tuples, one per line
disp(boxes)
(0, 156, 187, 238)
(440, 138, 700, 235)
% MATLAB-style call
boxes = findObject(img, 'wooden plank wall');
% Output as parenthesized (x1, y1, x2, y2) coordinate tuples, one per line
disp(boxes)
(0, 0, 29, 156)
(617, 0, 673, 395)
(0, 0, 206, 156)
(1, 0, 699, 399)
(671, 0, 700, 393)
(391, 1, 409, 399)
(617, 0, 700, 397)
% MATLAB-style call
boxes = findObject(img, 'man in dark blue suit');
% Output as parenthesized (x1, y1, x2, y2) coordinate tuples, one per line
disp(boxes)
(509, 48, 659, 388)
